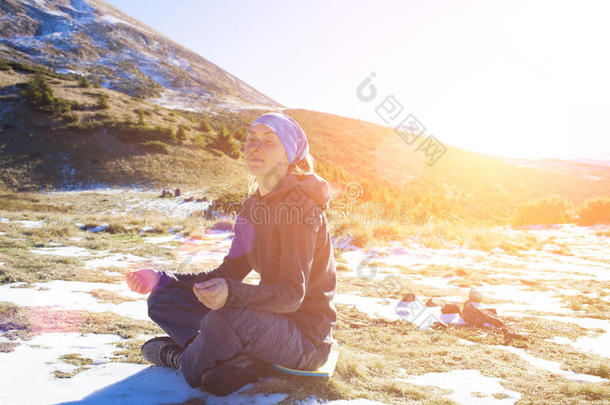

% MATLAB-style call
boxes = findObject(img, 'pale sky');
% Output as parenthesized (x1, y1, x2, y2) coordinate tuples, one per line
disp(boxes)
(106, 0, 610, 160)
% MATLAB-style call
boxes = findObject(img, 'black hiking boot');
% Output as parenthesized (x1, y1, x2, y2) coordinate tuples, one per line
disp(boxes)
(141, 336, 183, 369)
(200, 354, 270, 396)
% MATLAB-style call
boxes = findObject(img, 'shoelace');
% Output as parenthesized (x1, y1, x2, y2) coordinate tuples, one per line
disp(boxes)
(161, 345, 183, 370)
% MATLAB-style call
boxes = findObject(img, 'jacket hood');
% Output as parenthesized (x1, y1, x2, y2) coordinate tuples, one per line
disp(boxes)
(253, 172, 331, 212)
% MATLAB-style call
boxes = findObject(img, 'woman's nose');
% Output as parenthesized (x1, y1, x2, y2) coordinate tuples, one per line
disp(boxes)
(245, 139, 262, 151)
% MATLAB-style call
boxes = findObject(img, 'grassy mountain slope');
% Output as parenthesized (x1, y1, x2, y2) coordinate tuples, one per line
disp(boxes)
(0, 0, 281, 108)
(1, 61, 609, 226)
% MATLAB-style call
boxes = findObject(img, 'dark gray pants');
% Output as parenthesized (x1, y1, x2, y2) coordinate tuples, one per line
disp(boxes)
(147, 284, 331, 388)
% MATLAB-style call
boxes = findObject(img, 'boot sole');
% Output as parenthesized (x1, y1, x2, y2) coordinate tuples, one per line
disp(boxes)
(141, 336, 177, 366)
(200, 354, 270, 397)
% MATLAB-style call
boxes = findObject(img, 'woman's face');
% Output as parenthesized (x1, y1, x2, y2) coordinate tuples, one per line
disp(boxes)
(244, 124, 289, 177)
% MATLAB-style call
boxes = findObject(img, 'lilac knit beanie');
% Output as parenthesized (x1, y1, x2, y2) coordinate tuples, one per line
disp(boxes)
(248, 112, 309, 164)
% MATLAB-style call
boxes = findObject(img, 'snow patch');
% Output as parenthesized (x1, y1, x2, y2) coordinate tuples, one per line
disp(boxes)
(298, 398, 388, 405)
(83, 252, 152, 270)
(475, 284, 572, 315)
(141, 233, 187, 244)
(14, 220, 46, 228)
(541, 316, 610, 358)
(55, 67, 85, 76)
(31, 246, 95, 257)
(493, 345, 606, 383)
(334, 293, 444, 328)
(0, 280, 149, 320)
(397, 369, 521, 405)
(0, 332, 130, 405)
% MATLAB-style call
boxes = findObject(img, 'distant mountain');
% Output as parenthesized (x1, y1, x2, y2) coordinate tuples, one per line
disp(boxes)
(1, 60, 609, 219)
(569, 158, 610, 168)
(1, 0, 609, 224)
(500, 156, 610, 179)
(0, 0, 282, 112)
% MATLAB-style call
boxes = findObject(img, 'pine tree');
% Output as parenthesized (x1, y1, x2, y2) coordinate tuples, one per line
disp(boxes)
(21, 73, 55, 107)
(177, 124, 187, 140)
(199, 119, 212, 132)
(78, 75, 90, 88)
(136, 109, 145, 124)
(96, 94, 109, 109)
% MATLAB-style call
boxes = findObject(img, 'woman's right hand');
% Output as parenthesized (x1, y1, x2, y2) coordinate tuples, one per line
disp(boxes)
(126, 269, 161, 294)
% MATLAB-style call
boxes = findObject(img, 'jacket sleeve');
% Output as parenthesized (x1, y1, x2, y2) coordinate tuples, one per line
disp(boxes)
(156, 252, 252, 292)
(223, 211, 320, 313)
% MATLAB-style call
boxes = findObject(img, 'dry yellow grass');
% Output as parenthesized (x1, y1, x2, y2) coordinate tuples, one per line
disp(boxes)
(1, 189, 608, 402)
(89, 289, 137, 305)
(244, 304, 610, 404)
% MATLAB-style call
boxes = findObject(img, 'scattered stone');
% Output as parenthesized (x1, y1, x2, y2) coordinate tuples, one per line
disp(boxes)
(454, 269, 468, 277)
(425, 298, 444, 307)
(462, 302, 504, 327)
(502, 328, 529, 341)
(401, 293, 415, 302)
(159, 189, 173, 198)
(469, 287, 483, 303)
(70, 221, 128, 235)
(440, 313, 467, 325)
(139, 226, 160, 235)
(168, 226, 183, 233)
(85, 224, 108, 233)
(441, 304, 461, 314)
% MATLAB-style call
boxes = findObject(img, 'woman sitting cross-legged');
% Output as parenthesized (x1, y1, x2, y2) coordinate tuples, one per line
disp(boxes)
(126, 112, 337, 396)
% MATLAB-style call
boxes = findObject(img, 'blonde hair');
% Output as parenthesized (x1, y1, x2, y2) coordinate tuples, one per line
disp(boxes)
(247, 153, 316, 196)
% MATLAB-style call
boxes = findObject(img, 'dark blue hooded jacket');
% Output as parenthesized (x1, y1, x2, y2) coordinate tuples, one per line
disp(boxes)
(159, 173, 337, 348)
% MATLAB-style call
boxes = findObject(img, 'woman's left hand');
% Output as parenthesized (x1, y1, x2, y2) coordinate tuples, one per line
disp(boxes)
(193, 278, 228, 310)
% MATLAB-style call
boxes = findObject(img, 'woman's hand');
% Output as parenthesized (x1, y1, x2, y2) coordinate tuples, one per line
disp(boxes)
(126, 269, 161, 294)
(193, 278, 228, 310)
